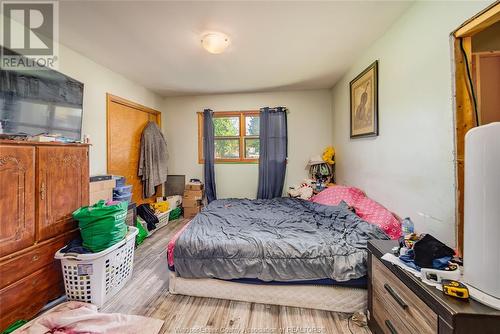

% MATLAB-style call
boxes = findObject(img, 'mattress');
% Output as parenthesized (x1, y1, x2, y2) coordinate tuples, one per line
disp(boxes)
(221, 276, 368, 288)
(168, 198, 388, 282)
(168, 271, 367, 313)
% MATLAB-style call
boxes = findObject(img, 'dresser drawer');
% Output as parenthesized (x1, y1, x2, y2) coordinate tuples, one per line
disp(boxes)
(373, 286, 411, 334)
(0, 261, 64, 331)
(0, 231, 77, 289)
(372, 256, 437, 334)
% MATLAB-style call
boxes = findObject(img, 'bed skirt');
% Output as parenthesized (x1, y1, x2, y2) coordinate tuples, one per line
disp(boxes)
(168, 271, 367, 313)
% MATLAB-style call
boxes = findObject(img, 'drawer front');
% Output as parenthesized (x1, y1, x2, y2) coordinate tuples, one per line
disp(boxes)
(0, 231, 76, 289)
(0, 262, 64, 331)
(372, 256, 437, 334)
(373, 288, 411, 334)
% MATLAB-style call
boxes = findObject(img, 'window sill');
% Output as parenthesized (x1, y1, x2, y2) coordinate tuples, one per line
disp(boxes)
(198, 159, 259, 164)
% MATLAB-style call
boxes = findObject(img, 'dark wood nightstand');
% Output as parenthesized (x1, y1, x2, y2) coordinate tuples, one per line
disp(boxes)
(367, 240, 500, 334)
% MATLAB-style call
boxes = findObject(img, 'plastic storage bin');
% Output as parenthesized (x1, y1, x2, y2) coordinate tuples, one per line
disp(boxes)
(113, 193, 132, 203)
(113, 176, 126, 187)
(54, 226, 138, 307)
(113, 185, 132, 196)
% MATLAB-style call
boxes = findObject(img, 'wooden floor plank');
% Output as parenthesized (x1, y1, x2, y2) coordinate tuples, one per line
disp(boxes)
(103, 218, 371, 334)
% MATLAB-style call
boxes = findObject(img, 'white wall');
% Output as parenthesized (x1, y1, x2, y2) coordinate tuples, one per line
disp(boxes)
(58, 45, 163, 175)
(330, 1, 493, 247)
(163, 90, 332, 198)
(2, 13, 163, 175)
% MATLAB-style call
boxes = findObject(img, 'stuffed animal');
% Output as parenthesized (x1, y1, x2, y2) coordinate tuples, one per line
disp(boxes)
(288, 182, 314, 200)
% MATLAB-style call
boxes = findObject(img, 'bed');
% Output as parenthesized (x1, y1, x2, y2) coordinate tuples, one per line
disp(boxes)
(167, 196, 394, 312)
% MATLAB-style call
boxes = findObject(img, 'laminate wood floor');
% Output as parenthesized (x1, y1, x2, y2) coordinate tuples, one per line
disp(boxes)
(103, 218, 371, 334)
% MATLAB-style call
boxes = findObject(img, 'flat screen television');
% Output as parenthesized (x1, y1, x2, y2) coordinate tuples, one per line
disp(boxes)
(0, 47, 84, 141)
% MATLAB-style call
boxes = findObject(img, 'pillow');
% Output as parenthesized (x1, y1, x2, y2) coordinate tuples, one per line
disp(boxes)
(353, 197, 402, 239)
(311, 185, 366, 207)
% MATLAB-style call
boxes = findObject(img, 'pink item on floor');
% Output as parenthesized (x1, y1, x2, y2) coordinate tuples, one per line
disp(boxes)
(15, 301, 163, 334)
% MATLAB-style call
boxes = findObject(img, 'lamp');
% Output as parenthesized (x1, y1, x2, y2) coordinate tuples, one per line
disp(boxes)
(201, 32, 230, 54)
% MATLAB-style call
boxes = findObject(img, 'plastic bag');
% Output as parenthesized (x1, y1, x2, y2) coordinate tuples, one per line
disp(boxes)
(135, 219, 148, 246)
(169, 207, 182, 221)
(72, 200, 128, 252)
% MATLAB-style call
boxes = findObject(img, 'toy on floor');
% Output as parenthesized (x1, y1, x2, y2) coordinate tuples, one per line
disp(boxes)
(288, 182, 314, 200)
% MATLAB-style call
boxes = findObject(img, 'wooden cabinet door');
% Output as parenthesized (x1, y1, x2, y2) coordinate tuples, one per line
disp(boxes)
(37, 146, 89, 241)
(0, 145, 36, 257)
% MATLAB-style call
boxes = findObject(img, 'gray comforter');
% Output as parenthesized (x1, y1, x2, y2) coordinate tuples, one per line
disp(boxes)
(174, 198, 389, 282)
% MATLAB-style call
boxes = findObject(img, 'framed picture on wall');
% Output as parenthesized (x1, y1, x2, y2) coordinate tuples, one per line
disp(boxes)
(350, 60, 378, 138)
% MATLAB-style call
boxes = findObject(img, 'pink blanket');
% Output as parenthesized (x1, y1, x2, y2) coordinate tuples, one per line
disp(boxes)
(16, 301, 163, 334)
(167, 220, 192, 267)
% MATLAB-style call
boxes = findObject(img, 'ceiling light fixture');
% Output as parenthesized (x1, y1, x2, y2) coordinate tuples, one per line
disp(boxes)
(201, 32, 230, 54)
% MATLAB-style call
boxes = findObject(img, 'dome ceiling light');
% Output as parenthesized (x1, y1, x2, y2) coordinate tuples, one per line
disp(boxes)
(201, 32, 230, 54)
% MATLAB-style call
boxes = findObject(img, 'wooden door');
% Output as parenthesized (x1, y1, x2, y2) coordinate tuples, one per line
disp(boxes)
(0, 145, 35, 257)
(37, 146, 89, 241)
(473, 52, 500, 125)
(107, 94, 161, 204)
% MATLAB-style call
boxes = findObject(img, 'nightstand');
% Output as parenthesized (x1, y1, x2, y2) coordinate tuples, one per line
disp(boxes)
(367, 240, 500, 334)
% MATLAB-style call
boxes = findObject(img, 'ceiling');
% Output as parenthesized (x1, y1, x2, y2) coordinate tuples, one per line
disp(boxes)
(59, 1, 413, 97)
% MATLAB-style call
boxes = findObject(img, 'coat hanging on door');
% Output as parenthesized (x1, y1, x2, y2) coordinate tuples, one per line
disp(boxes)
(138, 121, 168, 198)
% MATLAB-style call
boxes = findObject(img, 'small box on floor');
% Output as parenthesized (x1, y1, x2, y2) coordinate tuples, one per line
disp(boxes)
(182, 198, 202, 208)
(185, 183, 204, 191)
(89, 177, 116, 204)
(184, 206, 202, 219)
(183, 189, 203, 200)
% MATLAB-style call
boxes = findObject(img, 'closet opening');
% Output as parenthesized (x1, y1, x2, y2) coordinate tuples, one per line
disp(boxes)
(452, 2, 500, 256)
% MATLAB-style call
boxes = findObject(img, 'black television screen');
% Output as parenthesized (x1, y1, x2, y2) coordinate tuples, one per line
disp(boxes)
(0, 50, 84, 141)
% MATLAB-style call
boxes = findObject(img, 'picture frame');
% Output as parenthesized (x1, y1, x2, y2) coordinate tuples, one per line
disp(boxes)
(350, 60, 378, 138)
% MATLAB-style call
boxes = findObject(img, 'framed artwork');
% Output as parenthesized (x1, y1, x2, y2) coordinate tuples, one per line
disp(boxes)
(350, 60, 378, 138)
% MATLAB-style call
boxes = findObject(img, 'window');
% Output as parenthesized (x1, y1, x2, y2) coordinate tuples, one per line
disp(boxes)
(198, 111, 260, 163)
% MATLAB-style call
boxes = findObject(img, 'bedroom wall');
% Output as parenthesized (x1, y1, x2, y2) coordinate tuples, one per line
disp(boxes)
(162, 90, 332, 199)
(2, 12, 163, 175)
(58, 45, 163, 175)
(330, 1, 493, 247)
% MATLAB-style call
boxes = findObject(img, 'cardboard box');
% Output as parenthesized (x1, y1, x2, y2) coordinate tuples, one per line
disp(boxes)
(182, 198, 202, 208)
(89, 178, 116, 204)
(90, 179, 115, 192)
(183, 189, 204, 200)
(184, 206, 202, 219)
(185, 183, 204, 191)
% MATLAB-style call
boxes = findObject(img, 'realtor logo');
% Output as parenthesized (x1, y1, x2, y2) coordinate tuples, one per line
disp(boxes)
(1, 0, 59, 69)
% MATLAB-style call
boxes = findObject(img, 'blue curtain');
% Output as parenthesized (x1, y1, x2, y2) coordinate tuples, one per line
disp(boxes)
(203, 109, 217, 203)
(257, 107, 288, 199)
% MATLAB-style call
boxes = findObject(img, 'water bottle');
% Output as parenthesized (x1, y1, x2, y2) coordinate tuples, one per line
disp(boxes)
(401, 217, 414, 235)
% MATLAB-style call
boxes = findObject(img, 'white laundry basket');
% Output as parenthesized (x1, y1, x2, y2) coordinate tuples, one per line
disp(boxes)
(55, 226, 138, 307)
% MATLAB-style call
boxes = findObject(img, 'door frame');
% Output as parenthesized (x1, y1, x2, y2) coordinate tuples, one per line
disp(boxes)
(106, 93, 162, 200)
(452, 2, 500, 256)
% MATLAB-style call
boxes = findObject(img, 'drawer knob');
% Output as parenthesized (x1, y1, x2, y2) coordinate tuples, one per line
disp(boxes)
(385, 320, 399, 334)
(384, 283, 408, 309)
(32, 255, 39, 262)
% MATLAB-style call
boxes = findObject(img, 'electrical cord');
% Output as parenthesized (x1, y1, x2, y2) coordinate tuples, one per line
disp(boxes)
(459, 37, 479, 126)
(347, 316, 354, 334)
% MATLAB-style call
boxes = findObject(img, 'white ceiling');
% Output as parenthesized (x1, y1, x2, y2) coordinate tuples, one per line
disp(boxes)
(59, 1, 413, 97)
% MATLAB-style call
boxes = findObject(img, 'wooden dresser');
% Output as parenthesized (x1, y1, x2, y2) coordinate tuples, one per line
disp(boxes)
(0, 141, 89, 331)
(368, 240, 500, 334)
